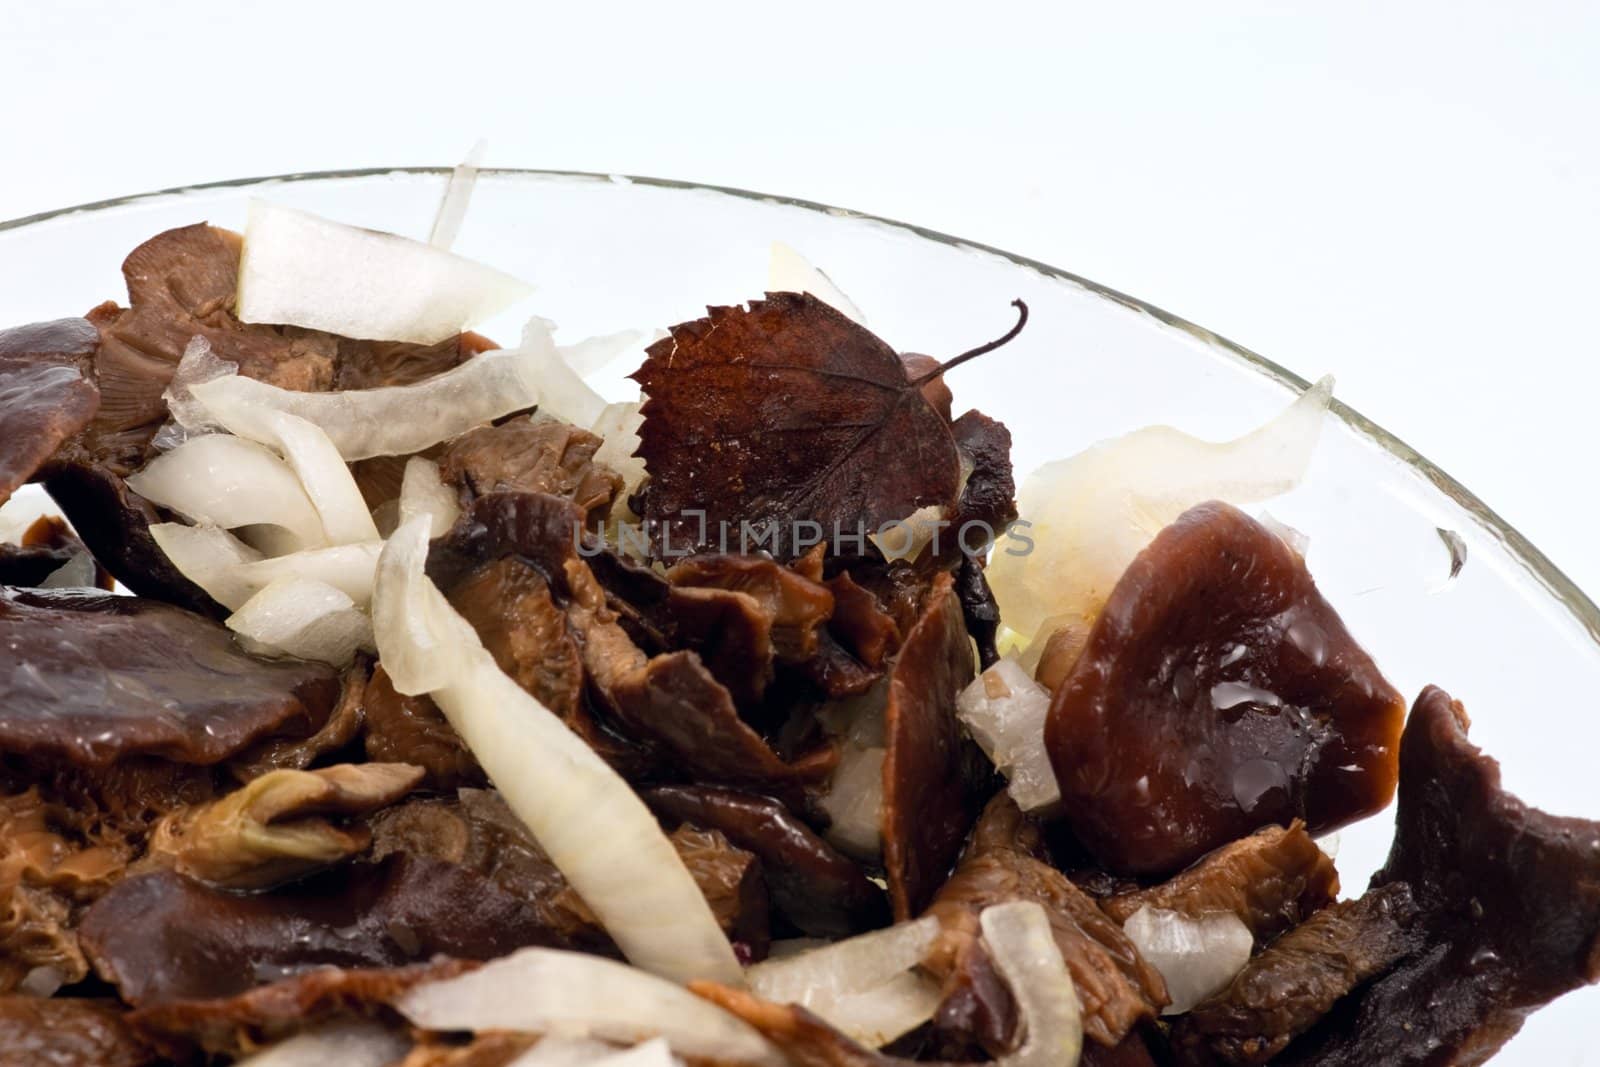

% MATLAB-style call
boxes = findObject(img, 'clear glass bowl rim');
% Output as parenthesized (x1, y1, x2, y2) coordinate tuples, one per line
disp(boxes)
(6, 164, 1594, 648)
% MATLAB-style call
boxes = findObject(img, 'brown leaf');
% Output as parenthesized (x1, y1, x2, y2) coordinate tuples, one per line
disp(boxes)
(633, 293, 1000, 557)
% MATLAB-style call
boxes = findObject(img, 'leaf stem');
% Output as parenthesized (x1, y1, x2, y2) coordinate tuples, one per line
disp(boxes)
(911, 299, 1030, 387)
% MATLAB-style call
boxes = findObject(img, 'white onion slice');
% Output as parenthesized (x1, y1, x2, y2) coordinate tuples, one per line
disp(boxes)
(226, 576, 373, 665)
(233, 1020, 410, 1067)
(981, 902, 1084, 1067)
(1121, 905, 1253, 1015)
(747, 918, 941, 1047)
(399, 456, 460, 538)
(590, 1039, 683, 1067)
(986, 377, 1333, 654)
(127, 435, 327, 550)
(817, 685, 888, 861)
(560, 328, 660, 380)
(769, 241, 866, 324)
(869, 504, 944, 564)
(591, 400, 648, 499)
(517, 317, 609, 428)
(237, 199, 532, 345)
(256, 410, 380, 544)
(509, 1037, 622, 1066)
(428, 138, 487, 251)
(189, 347, 541, 462)
(150, 524, 380, 611)
(373, 518, 742, 984)
(154, 336, 236, 448)
(957, 658, 1060, 812)
(398, 948, 778, 1065)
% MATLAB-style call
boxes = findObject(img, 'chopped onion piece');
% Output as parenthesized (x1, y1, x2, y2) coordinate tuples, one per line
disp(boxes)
(150, 524, 380, 611)
(590, 1039, 682, 1067)
(237, 199, 533, 345)
(517, 317, 609, 428)
(509, 1037, 623, 1066)
(560, 328, 660, 380)
(256, 410, 380, 544)
(428, 138, 488, 250)
(869, 504, 944, 563)
(155, 336, 236, 447)
(957, 658, 1060, 812)
(1121, 905, 1253, 1015)
(981, 902, 1084, 1067)
(986, 378, 1333, 655)
(373, 519, 743, 983)
(399, 456, 460, 538)
(127, 435, 327, 550)
(226, 576, 373, 666)
(189, 347, 541, 461)
(769, 241, 866, 324)
(747, 918, 942, 1046)
(398, 948, 778, 1064)
(591, 400, 648, 498)
(235, 1020, 411, 1067)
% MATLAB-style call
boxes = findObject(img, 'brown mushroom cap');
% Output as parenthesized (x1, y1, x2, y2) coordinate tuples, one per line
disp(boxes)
(0, 587, 340, 767)
(1046, 501, 1405, 875)
(0, 318, 100, 508)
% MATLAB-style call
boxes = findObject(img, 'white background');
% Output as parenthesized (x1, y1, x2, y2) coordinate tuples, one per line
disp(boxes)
(3, 3, 1598, 1062)
(6, 2, 1598, 600)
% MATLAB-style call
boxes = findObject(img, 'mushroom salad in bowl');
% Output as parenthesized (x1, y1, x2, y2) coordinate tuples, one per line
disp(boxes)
(0, 166, 1597, 1066)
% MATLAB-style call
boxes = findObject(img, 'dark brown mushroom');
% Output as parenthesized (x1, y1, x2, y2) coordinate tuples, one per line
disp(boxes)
(1173, 882, 1420, 1065)
(644, 785, 888, 937)
(667, 553, 836, 664)
(446, 557, 587, 720)
(0, 318, 101, 509)
(948, 409, 1017, 551)
(128, 959, 468, 1059)
(78, 854, 561, 1008)
(925, 794, 1168, 1053)
(363, 664, 485, 791)
(1282, 686, 1600, 1064)
(1046, 501, 1407, 875)
(669, 823, 771, 961)
(439, 414, 622, 525)
(0, 996, 156, 1067)
(0, 587, 340, 767)
(826, 570, 902, 668)
(882, 570, 981, 919)
(334, 330, 496, 391)
(1101, 821, 1339, 942)
(37, 460, 220, 613)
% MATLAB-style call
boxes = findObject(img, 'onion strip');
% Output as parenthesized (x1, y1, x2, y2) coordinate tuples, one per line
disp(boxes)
(127, 435, 326, 550)
(397, 948, 776, 1064)
(372, 518, 743, 984)
(226, 577, 373, 666)
(981, 902, 1084, 1066)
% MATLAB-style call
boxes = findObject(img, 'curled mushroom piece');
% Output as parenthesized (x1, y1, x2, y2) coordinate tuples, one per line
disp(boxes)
(1279, 686, 1600, 1064)
(0, 996, 154, 1067)
(1046, 501, 1406, 875)
(144, 763, 423, 890)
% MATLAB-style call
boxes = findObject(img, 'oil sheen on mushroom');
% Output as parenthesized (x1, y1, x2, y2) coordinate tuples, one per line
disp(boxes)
(1046, 501, 1405, 875)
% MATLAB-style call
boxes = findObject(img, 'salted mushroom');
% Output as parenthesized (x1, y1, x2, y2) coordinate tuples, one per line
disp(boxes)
(0, 587, 340, 767)
(144, 763, 423, 890)
(0, 318, 100, 508)
(1280, 686, 1600, 1064)
(1046, 502, 1406, 875)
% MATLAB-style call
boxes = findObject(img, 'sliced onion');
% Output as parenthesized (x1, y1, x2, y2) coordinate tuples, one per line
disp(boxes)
(189, 347, 541, 462)
(373, 518, 742, 984)
(1121, 905, 1253, 1015)
(397, 948, 778, 1064)
(980, 902, 1084, 1066)
(869, 504, 944, 564)
(589, 1039, 682, 1067)
(768, 241, 866, 324)
(234, 1020, 411, 1067)
(816, 685, 888, 862)
(399, 456, 460, 538)
(509, 1037, 623, 1066)
(956, 658, 1060, 812)
(226, 576, 373, 666)
(747, 918, 941, 1047)
(150, 524, 380, 611)
(237, 199, 533, 345)
(154, 336, 236, 447)
(986, 377, 1333, 655)
(591, 400, 648, 499)
(517, 317, 609, 428)
(255, 410, 380, 544)
(428, 138, 488, 251)
(560, 328, 660, 381)
(127, 435, 327, 550)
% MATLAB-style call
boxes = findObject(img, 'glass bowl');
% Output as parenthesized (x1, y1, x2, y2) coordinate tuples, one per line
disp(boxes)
(2, 170, 1593, 1061)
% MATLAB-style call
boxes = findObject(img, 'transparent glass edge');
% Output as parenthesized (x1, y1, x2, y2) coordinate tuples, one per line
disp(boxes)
(6, 166, 1595, 646)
